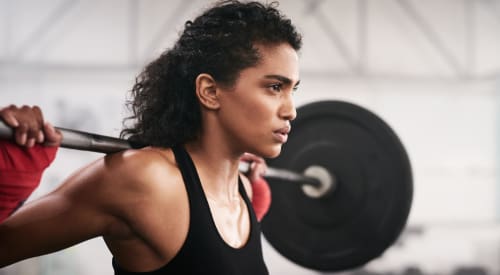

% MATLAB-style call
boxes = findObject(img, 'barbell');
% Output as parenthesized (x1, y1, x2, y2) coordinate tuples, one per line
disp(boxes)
(0, 100, 413, 271)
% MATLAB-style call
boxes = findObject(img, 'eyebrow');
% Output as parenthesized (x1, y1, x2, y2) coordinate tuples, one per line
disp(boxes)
(264, 75, 300, 87)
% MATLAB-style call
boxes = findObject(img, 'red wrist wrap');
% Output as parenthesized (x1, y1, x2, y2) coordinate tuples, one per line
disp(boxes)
(250, 177, 272, 222)
(0, 140, 58, 222)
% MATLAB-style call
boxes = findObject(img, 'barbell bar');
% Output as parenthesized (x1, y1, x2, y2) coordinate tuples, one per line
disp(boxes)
(0, 120, 328, 192)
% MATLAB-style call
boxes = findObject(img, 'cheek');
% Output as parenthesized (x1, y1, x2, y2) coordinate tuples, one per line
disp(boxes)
(228, 93, 271, 120)
(235, 104, 267, 134)
(242, 100, 274, 129)
(221, 98, 273, 138)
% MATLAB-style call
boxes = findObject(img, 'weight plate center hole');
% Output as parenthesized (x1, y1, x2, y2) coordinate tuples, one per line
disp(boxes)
(301, 165, 336, 198)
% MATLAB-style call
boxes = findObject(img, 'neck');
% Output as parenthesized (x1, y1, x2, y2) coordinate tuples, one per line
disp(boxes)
(184, 137, 242, 204)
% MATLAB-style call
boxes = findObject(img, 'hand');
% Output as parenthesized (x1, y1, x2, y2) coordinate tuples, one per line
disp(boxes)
(0, 105, 62, 147)
(240, 153, 271, 221)
(0, 105, 61, 221)
(240, 152, 267, 182)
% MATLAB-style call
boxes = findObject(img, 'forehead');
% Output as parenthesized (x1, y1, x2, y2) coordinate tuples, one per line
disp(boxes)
(250, 43, 300, 82)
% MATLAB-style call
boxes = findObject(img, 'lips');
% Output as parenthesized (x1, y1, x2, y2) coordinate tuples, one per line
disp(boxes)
(273, 125, 291, 143)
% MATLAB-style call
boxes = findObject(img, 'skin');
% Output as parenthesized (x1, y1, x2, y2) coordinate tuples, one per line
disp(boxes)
(0, 42, 299, 272)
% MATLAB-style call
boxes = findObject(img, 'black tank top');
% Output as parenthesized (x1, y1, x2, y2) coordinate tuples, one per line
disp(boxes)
(112, 145, 269, 275)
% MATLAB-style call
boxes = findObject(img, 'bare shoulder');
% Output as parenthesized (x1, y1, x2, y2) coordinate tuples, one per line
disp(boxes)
(101, 147, 180, 191)
(95, 147, 185, 207)
(62, 147, 178, 192)
(70, 147, 188, 238)
(58, 146, 185, 223)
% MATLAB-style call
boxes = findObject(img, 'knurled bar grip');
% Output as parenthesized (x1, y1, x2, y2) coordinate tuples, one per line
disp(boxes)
(0, 120, 135, 154)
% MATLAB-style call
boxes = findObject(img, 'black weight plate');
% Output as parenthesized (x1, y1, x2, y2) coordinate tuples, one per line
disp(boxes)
(262, 100, 413, 271)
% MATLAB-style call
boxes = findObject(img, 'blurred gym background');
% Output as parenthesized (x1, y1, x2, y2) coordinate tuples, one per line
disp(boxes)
(1, 0, 499, 274)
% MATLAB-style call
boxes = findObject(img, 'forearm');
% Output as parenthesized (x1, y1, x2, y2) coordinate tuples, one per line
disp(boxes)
(0, 190, 107, 268)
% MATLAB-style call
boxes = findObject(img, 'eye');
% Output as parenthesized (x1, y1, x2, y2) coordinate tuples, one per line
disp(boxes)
(268, 83, 283, 92)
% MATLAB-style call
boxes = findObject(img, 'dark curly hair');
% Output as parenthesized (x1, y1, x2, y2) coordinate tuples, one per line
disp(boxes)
(121, 0, 302, 147)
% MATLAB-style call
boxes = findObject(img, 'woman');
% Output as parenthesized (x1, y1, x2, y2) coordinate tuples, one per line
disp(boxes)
(0, 1, 302, 274)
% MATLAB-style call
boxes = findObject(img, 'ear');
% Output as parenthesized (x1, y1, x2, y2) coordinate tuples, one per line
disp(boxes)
(195, 73, 220, 110)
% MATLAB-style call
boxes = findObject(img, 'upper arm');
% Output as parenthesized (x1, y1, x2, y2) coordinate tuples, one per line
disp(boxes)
(0, 149, 153, 268)
(0, 187, 105, 267)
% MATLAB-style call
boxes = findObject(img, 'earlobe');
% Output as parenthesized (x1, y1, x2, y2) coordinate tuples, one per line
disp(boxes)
(195, 73, 220, 110)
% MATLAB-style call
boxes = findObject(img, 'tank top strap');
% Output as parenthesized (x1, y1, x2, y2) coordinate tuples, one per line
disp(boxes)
(238, 177, 259, 226)
(171, 145, 199, 195)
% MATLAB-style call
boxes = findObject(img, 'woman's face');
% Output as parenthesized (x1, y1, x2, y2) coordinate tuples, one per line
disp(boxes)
(217, 43, 300, 158)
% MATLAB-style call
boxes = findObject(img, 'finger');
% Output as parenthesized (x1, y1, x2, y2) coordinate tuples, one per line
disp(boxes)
(250, 163, 267, 182)
(250, 156, 267, 172)
(255, 160, 268, 173)
(43, 122, 62, 147)
(15, 122, 28, 145)
(0, 107, 20, 127)
(26, 137, 36, 148)
(32, 106, 45, 143)
(240, 153, 268, 182)
(37, 129, 45, 143)
(32, 105, 44, 125)
(26, 125, 41, 144)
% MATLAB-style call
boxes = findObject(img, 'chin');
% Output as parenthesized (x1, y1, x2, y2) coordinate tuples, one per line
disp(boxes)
(259, 145, 282, 159)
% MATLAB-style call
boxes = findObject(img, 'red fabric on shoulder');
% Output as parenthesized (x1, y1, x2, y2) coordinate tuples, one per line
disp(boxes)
(250, 177, 272, 222)
(0, 140, 58, 222)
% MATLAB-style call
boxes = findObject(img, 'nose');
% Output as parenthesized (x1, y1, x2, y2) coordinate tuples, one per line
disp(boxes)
(280, 94, 297, 121)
